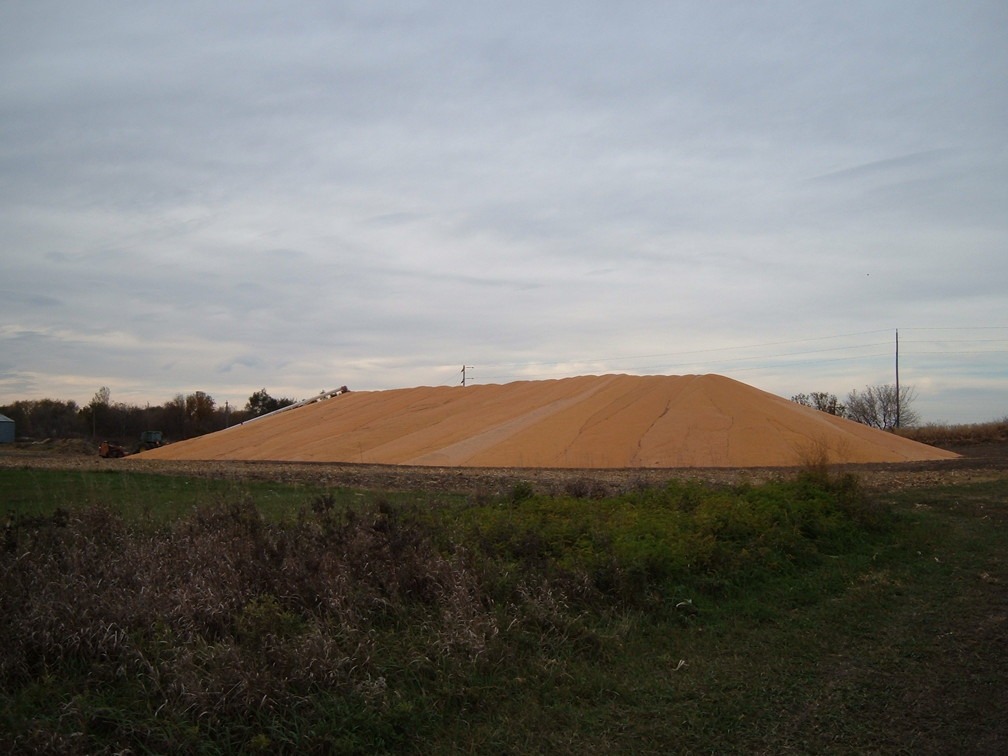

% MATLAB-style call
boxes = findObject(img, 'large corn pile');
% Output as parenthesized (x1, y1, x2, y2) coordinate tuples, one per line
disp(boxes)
(140, 374, 959, 468)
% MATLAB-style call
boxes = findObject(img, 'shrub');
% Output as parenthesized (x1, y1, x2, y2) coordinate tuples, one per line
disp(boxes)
(0, 474, 892, 752)
(460, 475, 884, 609)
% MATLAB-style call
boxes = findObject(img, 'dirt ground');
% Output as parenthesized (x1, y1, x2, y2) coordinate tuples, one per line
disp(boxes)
(2, 440, 1006, 496)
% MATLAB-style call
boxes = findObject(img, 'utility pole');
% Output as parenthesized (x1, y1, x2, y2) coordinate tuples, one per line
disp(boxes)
(461, 365, 474, 386)
(895, 328, 900, 428)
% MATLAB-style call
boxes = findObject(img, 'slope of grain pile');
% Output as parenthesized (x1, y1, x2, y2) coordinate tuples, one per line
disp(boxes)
(139, 374, 959, 468)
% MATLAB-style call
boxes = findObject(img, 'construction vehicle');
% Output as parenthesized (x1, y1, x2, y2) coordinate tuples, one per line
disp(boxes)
(98, 431, 165, 458)
(98, 440, 127, 458)
(137, 430, 165, 451)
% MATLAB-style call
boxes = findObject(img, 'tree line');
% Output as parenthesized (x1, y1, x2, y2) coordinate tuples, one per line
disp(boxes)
(1, 382, 919, 444)
(791, 383, 919, 429)
(0, 387, 296, 444)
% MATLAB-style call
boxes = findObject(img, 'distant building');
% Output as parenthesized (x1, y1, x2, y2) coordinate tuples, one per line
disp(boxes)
(0, 413, 14, 443)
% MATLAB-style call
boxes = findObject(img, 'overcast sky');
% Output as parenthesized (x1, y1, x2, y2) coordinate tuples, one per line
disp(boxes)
(2, 1, 1006, 424)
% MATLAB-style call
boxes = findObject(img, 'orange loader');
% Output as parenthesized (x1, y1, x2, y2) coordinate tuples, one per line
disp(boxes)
(98, 440, 126, 458)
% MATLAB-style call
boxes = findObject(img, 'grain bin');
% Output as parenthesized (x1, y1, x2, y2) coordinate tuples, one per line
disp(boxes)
(0, 413, 14, 443)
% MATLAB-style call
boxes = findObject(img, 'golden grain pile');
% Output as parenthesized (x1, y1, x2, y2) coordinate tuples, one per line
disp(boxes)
(140, 374, 959, 468)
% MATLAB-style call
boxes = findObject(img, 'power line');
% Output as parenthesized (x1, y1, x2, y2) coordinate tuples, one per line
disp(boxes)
(900, 326, 1008, 331)
(902, 341, 1008, 346)
(477, 330, 894, 372)
(471, 326, 1007, 383)
(902, 349, 1007, 356)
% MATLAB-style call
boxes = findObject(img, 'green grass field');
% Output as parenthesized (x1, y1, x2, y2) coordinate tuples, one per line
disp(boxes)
(2, 467, 1005, 754)
(0, 466, 461, 522)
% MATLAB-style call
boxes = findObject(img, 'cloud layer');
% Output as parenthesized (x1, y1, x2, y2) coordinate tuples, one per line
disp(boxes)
(2, 1, 1006, 423)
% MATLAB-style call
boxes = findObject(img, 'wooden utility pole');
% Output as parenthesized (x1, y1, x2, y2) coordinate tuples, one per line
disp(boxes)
(895, 328, 900, 428)
(461, 365, 474, 386)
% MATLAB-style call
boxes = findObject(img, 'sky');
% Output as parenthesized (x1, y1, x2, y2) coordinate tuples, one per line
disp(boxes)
(2, 1, 1006, 424)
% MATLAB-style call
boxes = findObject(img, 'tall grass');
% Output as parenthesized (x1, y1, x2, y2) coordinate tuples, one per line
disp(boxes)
(0, 473, 898, 753)
(895, 418, 1008, 446)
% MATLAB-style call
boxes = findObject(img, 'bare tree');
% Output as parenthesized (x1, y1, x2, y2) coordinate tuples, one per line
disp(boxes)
(791, 392, 846, 417)
(84, 386, 113, 438)
(0, 398, 81, 439)
(845, 384, 919, 429)
(160, 394, 187, 439)
(185, 391, 216, 435)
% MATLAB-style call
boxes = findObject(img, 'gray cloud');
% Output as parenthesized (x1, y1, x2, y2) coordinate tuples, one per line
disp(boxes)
(1, 1, 1005, 423)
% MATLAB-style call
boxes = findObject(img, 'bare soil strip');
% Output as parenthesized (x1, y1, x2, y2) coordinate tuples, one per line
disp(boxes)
(3, 442, 1004, 495)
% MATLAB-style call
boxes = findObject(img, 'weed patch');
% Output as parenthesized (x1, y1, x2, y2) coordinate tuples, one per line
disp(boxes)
(1, 470, 1004, 753)
(455, 475, 888, 610)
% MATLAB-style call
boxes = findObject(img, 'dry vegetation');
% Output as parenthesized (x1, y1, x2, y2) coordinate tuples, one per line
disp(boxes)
(2, 499, 506, 752)
(1, 433, 1006, 753)
(0, 469, 920, 752)
(895, 417, 1008, 446)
